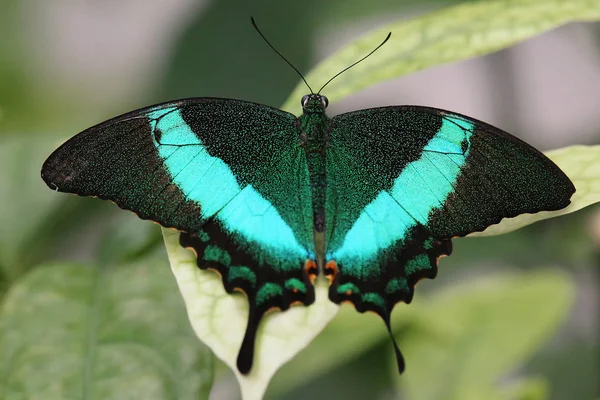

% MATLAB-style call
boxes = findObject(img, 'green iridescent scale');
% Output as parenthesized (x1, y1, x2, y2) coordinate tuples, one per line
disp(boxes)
(41, 93, 575, 374)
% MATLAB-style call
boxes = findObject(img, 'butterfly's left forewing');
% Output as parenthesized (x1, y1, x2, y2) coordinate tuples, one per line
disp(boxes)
(325, 106, 575, 371)
(41, 98, 315, 373)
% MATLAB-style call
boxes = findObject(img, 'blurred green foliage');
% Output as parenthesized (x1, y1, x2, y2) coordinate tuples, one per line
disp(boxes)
(0, 0, 598, 399)
(1, 256, 213, 400)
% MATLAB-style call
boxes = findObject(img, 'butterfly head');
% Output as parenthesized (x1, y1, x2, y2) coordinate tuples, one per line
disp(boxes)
(301, 94, 329, 114)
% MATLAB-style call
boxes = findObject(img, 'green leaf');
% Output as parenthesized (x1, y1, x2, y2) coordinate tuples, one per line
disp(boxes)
(0, 257, 213, 400)
(0, 136, 64, 280)
(499, 377, 549, 400)
(471, 146, 600, 237)
(96, 215, 163, 265)
(0, 0, 38, 134)
(162, 229, 338, 400)
(527, 339, 600, 400)
(399, 270, 574, 400)
(281, 0, 600, 114)
(269, 304, 410, 396)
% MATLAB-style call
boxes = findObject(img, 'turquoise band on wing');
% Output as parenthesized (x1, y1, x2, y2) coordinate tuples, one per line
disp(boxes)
(149, 107, 308, 263)
(329, 115, 474, 266)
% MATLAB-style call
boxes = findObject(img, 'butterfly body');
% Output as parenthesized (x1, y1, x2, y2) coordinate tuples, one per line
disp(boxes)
(41, 93, 575, 374)
(299, 94, 332, 270)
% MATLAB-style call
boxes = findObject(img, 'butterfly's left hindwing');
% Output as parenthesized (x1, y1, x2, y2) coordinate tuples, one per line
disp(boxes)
(325, 106, 574, 371)
(41, 98, 316, 374)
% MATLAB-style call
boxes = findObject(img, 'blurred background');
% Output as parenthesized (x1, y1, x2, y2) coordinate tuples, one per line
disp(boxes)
(0, 0, 598, 399)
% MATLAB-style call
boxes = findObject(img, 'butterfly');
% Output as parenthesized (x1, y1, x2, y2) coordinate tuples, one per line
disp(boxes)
(40, 22, 575, 375)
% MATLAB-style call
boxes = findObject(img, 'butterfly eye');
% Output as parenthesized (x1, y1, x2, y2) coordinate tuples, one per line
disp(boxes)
(320, 96, 329, 108)
(301, 95, 310, 107)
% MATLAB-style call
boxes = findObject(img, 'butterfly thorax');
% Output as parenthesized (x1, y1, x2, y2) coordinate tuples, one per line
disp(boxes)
(299, 95, 330, 264)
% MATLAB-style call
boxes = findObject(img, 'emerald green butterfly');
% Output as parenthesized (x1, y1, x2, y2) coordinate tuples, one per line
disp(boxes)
(41, 23, 575, 374)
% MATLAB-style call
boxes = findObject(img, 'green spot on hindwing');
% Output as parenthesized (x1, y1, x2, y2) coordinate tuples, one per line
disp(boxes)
(228, 266, 257, 286)
(385, 278, 409, 294)
(197, 230, 210, 242)
(256, 283, 283, 306)
(284, 278, 307, 294)
(337, 282, 360, 295)
(203, 245, 231, 266)
(423, 238, 434, 250)
(361, 292, 386, 310)
(405, 254, 431, 276)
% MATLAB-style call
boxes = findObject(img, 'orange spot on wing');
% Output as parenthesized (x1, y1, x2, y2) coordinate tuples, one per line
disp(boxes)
(325, 260, 338, 283)
(305, 259, 318, 284)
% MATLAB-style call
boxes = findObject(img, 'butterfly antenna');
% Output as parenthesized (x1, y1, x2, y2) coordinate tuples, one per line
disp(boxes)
(317, 32, 391, 94)
(251, 17, 314, 94)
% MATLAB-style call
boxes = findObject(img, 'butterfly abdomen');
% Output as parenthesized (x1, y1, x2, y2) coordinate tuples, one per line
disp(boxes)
(301, 112, 331, 235)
